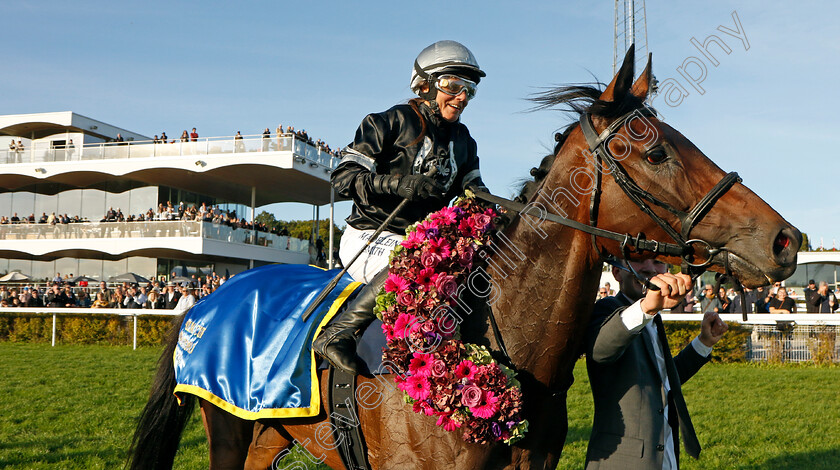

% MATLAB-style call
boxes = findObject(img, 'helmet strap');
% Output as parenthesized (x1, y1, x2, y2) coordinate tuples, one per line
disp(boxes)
(414, 60, 438, 101)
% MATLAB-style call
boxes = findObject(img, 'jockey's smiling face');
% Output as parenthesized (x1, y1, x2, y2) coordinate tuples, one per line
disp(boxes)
(422, 76, 474, 123)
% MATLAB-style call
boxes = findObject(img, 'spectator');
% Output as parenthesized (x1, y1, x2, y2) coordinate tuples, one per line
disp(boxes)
(173, 285, 196, 313)
(114, 133, 124, 143)
(815, 281, 838, 313)
(145, 290, 162, 309)
(15, 140, 25, 162)
(262, 128, 271, 151)
(805, 279, 821, 312)
(163, 282, 181, 309)
(8, 140, 16, 162)
(160, 131, 168, 142)
(234, 131, 244, 153)
(596, 287, 608, 301)
(730, 287, 757, 314)
(768, 287, 796, 314)
(63, 285, 76, 306)
(717, 287, 731, 313)
(92, 291, 110, 308)
(672, 289, 697, 313)
(190, 127, 199, 142)
(26, 289, 43, 307)
(180, 130, 189, 142)
(46, 284, 69, 307)
(77, 289, 92, 307)
(67, 139, 76, 160)
(700, 284, 722, 313)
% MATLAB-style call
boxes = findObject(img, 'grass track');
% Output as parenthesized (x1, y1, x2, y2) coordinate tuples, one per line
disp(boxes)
(1, 343, 838, 469)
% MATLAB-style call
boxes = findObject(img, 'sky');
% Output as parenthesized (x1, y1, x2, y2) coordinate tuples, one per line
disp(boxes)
(5, 1, 839, 248)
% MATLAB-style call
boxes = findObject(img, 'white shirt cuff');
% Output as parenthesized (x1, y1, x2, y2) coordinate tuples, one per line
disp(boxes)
(620, 300, 655, 334)
(691, 336, 713, 357)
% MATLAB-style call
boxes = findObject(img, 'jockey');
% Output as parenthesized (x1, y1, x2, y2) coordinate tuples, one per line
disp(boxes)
(314, 40, 489, 374)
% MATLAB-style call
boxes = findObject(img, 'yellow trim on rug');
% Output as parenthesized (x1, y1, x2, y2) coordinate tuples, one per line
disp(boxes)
(173, 280, 362, 420)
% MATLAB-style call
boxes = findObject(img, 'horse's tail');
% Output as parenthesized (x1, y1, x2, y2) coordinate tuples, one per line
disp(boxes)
(126, 313, 194, 470)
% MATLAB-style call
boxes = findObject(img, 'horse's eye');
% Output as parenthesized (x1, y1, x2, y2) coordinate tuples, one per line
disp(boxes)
(645, 147, 668, 165)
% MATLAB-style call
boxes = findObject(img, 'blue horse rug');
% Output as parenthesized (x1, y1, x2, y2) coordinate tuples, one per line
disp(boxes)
(173, 264, 362, 419)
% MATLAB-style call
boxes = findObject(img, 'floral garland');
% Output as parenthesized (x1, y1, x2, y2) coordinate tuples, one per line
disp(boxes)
(374, 193, 528, 445)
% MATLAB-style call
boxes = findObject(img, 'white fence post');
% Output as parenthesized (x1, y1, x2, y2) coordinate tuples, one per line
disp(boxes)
(133, 315, 138, 350)
(51, 313, 56, 347)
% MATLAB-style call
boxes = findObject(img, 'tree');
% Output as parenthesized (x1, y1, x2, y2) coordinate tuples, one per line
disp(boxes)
(800, 232, 811, 252)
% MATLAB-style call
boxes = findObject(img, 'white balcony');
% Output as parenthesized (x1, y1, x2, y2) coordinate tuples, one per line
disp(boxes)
(0, 220, 310, 264)
(0, 134, 341, 206)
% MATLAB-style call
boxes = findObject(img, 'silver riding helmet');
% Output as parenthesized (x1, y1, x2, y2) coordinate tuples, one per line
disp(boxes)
(410, 40, 486, 100)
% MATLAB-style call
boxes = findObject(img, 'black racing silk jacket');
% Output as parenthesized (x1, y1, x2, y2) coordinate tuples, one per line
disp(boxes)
(332, 101, 486, 233)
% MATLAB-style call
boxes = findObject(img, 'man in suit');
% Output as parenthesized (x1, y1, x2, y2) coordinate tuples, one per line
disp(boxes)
(585, 259, 728, 469)
(164, 282, 182, 309)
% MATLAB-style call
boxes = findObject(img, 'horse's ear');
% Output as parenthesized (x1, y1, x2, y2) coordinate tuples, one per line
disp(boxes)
(599, 44, 635, 103)
(630, 53, 653, 99)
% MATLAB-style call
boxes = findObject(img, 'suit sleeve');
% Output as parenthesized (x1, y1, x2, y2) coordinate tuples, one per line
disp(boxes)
(586, 298, 640, 364)
(673, 341, 711, 385)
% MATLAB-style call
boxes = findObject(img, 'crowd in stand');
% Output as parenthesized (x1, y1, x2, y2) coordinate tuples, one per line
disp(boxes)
(0, 271, 229, 312)
(143, 125, 341, 157)
(0, 201, 293, 237)
(597, 278, 840, 314)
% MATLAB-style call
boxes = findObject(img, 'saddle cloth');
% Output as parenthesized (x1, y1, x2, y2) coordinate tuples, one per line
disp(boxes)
(173, 264, 362, 419)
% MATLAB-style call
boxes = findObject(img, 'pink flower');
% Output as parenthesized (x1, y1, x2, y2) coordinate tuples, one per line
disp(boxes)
(436, 412, 462, 432)
(399, 375, 431, 401)
(413, 400, 435, 416)
(396, 290, 415, 307)
(420, 251, 441, 269)
(426, 237, 452, 259)
(401, 230, 426, 249)
(381, 322, 395, 341)
(472, 213, 492, 232)
(461, 384, 483, 408)
(430, 360, 448, 378)
(431, 206, 458, 225)
(415, 220, 439, 237)
(409, 352, 435, 377)
(393, 313, 416, 340)
(454, 360, 477, 380)
(470, 391, 500, 419)
(384, 273, 410, 293)
(458, 245, 474, 267)
(417, 268, 438, 290)
(435, 274, 458, 298)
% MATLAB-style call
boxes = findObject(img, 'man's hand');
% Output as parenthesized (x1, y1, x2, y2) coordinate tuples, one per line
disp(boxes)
(640, 272, 692, 315)
(699, 311, 728, 347)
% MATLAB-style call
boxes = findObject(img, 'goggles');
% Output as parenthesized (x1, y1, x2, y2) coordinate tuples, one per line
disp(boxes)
(435, 75, 477, 100)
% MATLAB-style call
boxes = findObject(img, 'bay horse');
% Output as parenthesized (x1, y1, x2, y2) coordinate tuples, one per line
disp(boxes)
(129, 47, 800, 469)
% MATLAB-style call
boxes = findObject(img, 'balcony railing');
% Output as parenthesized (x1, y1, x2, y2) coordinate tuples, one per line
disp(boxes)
(0, 220, 309, 253)
(1, 134, 340, 169)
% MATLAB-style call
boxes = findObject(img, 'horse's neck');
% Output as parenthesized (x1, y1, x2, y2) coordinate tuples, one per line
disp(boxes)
(489, 156, 603, 386)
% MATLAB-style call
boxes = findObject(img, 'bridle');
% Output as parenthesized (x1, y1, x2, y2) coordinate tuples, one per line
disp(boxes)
(473, 105, 748, 314)
(578, 107, 741, 286)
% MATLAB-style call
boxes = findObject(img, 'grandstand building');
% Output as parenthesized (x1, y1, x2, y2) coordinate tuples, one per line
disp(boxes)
(0, 112, 337, 282)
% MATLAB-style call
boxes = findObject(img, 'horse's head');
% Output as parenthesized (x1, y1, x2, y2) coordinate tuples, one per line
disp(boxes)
(534, 46, 799, 287)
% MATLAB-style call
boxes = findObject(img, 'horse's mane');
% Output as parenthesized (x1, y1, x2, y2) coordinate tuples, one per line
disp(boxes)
(513, 84, 645, 205)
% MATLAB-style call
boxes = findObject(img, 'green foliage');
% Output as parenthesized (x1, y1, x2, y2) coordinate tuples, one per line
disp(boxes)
(664, 320, 751, 363)
(254, 211, 345, 254)
(800, 232, 811, 251)
(0, 313, 174, 346)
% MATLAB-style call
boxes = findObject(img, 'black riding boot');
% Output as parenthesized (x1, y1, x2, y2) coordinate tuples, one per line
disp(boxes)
(313, 269, 387, 374)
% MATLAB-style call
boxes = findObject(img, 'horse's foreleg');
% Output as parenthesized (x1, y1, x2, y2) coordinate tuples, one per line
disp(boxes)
(200, 399, 254, 469)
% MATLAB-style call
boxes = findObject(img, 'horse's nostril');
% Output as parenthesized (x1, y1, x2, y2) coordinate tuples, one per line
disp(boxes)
(773, 231, 792, 257)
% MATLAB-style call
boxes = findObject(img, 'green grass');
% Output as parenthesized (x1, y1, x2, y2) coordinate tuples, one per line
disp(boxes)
(559, 361, 840, 469)
(1, 343, 838, 469)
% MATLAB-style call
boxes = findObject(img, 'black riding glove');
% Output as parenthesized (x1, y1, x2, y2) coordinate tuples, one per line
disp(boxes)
(373, 174, 443, 201)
